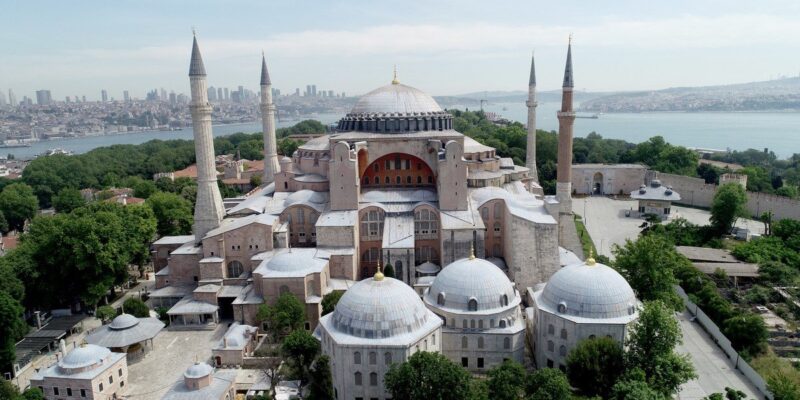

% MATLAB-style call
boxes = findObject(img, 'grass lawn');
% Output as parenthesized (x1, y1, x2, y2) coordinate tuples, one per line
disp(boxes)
(574, 214, 598, 258)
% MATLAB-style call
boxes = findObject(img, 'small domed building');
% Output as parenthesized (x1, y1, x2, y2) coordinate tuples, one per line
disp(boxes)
(314, 271, 442, 400)
(85, 313, 165, 361)
(30, 343, 128, 399)
(529, 255, 640, 370)
(161, 362, 237, 400)
(423, 249, 525, 372)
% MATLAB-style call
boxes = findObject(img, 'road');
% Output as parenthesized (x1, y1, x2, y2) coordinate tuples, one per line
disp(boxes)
(576, 196, 765, 397)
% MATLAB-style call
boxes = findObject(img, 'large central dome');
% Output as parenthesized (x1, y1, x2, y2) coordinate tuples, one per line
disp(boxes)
(350, 83, 443, 115)
(336, 81, 453, 133)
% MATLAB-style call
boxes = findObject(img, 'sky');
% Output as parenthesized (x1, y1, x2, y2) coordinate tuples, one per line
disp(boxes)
(3, 0, 800, 101)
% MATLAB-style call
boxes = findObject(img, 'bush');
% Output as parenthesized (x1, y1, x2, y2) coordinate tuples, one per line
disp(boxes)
(122, 297, 150, 318)
(95, 305, 117, 322)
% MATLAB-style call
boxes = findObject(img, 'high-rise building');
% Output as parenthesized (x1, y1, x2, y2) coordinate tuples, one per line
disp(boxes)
(81, 95, 86, 103)
(305, 85, 311, 96)
(328, 90, 334, 98)
(295, 88, 300, 96)
(160, 88, 167, 101)
(341, 92, 346, 98)
(311, 84, 317, 97)
(169, 91, 177, 104)
(187, 34, 225, 239)
(123, 90, 130, 102)
(207, 86, 217, 101)
(217, 87, 223, 102)
(36, 90, 53, 105)
(223, 88, 229, 101)
(8, 89, 17, 106)
(101, 89, 108, 102)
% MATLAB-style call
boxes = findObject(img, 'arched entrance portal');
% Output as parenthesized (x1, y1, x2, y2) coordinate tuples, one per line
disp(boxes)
(361, 153, 435, 190)
(592, 172, 604, 195)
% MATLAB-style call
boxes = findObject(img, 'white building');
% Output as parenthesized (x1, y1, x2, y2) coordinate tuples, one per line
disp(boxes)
(161, 362, 236, 400)
(423, 250, 525, 372)
(30, 344, 128, 400)
(314, 272, 442, 400)
(529, 255, 640, 370)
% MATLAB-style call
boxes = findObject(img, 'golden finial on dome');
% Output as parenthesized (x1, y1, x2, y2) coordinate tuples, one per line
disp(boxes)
(391, 65, 399, 85)
(469, 242, 476, 260)
(586, 247, 596, 266)
(374, 257, 384, 281)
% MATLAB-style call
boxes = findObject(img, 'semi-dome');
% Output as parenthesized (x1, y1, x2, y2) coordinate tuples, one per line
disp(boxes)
(59, 344, 110, 371)
(350, 83, 443, 115)
(184, 362, 213, 379)
(425, 256, 517, 312)
(540, 258, 638, 319)
(337, 81, 453, 133)
(109, 313, 140, 330)
(331, 276, 430, 339)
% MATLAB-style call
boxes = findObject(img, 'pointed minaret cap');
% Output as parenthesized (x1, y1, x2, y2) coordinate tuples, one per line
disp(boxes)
(529, 51, 536, 86)
(189, 32, 207, 77)
(260, 52, 271, 86)
(562, 35, 574, 88)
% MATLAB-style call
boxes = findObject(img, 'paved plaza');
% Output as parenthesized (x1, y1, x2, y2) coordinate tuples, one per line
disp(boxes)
(574, 196, 765, 259)
(125, 325, 225, 399)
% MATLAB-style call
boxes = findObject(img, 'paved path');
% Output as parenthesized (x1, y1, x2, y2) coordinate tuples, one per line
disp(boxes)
(675, 311, 760, 399)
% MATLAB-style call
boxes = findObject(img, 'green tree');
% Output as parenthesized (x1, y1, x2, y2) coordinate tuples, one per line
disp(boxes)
(278, 138, 300, 157)
(626, 301, 696, 396)
(258, 293, 306, 340)
(0, 291, 28, 373)
(758, 261, 797, 285)
(281, 330, 320, 384)
(722, 313, 767, 358)
(308, 355, 334, 400)
(385, 351, 473, 400)
(52, 188, 85, 213)
(768, 374, 800, 400)
(96, 305, 118, 322)
(776, 186, 799, 199)
(146, 191, 193, 236)
(566, 336, 625, 398)
(123, 297, 150, 318)
(710, 183, 748, 235)
(132, 179, 157, 199)
(0, 183, 38, 231)
(321, 291, 343, 316)
(486, 359, 527, 400)
(525, 368, 572, 400)
(250, 174, 262, 188)
(0, 211, 8, 234)
(610, 373, 665, 400)
(22, 387, 45, 400)
(612, 235, 686, 310)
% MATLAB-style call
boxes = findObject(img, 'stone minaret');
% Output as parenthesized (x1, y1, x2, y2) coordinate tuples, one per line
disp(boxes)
(526, 52, 538, 182)
(556, 38, 576, 215)
(189, 34, 225, 239)
(260, 53, 279, 184)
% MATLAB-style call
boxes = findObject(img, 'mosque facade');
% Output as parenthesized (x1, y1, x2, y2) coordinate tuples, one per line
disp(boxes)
(146, 34, 641, 399)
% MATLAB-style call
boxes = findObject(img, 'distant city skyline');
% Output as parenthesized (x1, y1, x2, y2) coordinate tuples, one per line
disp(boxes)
(2, 0, 800, 98)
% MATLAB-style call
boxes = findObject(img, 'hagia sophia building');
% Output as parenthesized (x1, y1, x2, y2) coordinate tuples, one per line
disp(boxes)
(149, 34, 640, 400)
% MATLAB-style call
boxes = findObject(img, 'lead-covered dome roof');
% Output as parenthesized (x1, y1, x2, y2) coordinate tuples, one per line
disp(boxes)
(331, 276, 430, 339)
(184, 362, 213, 379)
(109, 313, 139, 330)
(425, 256, 517, 312)
(337, 81, 452, 133)
(59, 344, 110, 371)
(540, 259, 638, 320)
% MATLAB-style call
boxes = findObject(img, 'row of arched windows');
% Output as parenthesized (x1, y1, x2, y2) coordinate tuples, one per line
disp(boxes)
(436, 293, 509, 310)
(353, 351, 393, 365)
(462, 336, 511, 350)
(353, 371, 379, 386)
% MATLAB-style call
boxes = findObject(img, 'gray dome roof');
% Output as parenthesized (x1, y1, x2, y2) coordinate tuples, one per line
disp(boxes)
(268, 251, 305, 272)
(332, 276, 430, 339)
(59, 344, 110, 370)
(184, 362, 213, 379)
(425, 257, 516, 312)
(541, 260, 638, 319)
(350, 83, 442, 115)
(109, 313, 139, 330)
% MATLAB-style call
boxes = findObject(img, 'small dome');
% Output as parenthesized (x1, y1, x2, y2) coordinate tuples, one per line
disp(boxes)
(59, 344, 110, 370)
(284, 190, 327, 207)
(350, 83, 442, 115)
(541, 260, 638, 319)
(425, 257, 516, 312)
(332, 277, 430, 339)
(268, 250, 310, 272)
(184, 362, 213, 379)
(109, 313, 140, 330)
(416, 261, 440, 274)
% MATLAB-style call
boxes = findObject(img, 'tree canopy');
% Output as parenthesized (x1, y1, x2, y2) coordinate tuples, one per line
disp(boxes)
(566, 336, 625, 398)
(384, 351, 473, 400)
(710, 183, 748, 235)
(612, 234, 687, 310)
(146, 191, 193, 236)
(0, 183, 38, 231)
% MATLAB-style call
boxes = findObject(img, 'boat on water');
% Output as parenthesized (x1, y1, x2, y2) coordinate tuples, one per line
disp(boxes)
(0, 143, 32, 148)
(575, 113, 600, 119)
(40, 148, 74, 157)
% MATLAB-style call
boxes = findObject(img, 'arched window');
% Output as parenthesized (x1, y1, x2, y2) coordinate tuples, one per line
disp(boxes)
(369, 352, 376, 365)
(417, 176, 422, 184)
(374, 176, 379, 184)
(361, 209, 385, 239)
(499, 320, 506, 328)
(406, 176, 412, 184)
(478, 337, 484, 349)
(462, 320, 467, 329)
(480, 207, 489, 221)
(437, 293, 446, 306)
(414, 208, 439, 238)
(493, 202, 502, 218)
(490, 319, 495, 328)
(384, 352, 392, 365)
(504, 337, 511, 349)
(306, 280, 315, 296)
(501, 294, 509, 307)
(468, 298, 478, 311)
(396, 176, 401, 184)
(385, 176, 390, 184)
(369, 372, 378, 386)
(470, 320, 476, 329)
(353, 352, 361, 364)
(547, 340, 554, 352)
(547, 324, 555, 335)
(227, 261, 244, 278)
(560, 329, 568, 340)
(354, 371, 362, 386)
(559, 345, 567, 356)
(363, 176, 369, 185)
(478, 320, 484, 329)
(461, 336, 468, 349)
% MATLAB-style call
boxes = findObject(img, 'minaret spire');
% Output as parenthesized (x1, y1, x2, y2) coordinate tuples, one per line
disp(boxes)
(260, 52, 279, 185)
(556, 35, 576, 233)
(525, 51, 539, 183)
(188, 33, 225, 240)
